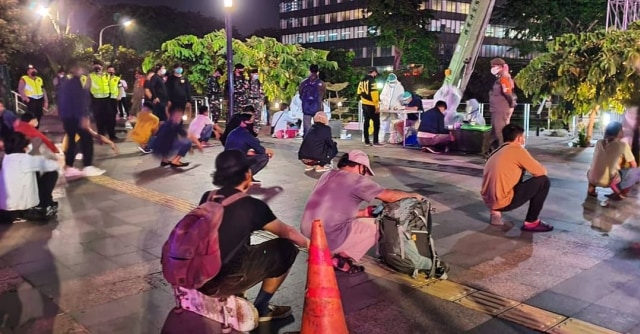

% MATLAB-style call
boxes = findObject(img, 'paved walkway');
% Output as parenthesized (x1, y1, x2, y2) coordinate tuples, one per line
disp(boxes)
(0, 116, 639, 333)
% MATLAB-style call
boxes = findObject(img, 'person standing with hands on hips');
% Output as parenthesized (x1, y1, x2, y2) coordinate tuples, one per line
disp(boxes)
(357, 68, 382, 146)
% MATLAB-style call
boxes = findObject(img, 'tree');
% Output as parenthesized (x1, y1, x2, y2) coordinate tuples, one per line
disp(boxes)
(142, 31, 338, 101)
(365, 0, 437, 70)
(0, 0, 28, 63)
(515, 25, 640, 142)
(495, 0, 606, 54)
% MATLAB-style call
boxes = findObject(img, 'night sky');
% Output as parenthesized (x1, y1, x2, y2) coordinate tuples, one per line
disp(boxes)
(100, 0, 280, 35)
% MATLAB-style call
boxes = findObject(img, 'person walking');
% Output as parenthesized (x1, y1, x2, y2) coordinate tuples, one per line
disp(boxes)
(58, 64, 106, 178)
(18, 65, 49, 127)
(297, 64, 325, 136)
(357, 67, 381, 146)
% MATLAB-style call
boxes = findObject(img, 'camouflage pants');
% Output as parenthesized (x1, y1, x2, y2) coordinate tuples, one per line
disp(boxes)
(233, 95, 248, 114)
(248, 98, 264, 124)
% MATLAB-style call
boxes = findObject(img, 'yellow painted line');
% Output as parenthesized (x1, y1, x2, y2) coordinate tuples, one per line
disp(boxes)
(456, 290, 520, 316)
(88, 175, 622, 334)
(548, 318, 621, 334)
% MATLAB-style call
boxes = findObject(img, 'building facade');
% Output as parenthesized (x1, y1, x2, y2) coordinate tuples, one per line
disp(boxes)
(279, 0, 531, 69)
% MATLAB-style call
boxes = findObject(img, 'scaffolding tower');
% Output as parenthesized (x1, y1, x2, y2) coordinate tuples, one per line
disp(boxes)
(607, 0, 640, 31)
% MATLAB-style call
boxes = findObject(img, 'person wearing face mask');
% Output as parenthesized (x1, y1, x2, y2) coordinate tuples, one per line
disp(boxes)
(166, 63, 192, 114)
(18, 65, 49, 128)
(247, 69, 265, 124)
(144, 64, 170, 122)
(88, 61, 112, 137)
(206, 68, 224, 124)
(232, 64, 249, 114)
(301, 150, 425, 274)
(357, 68, 382, 146)
(378, 73, 405, 144)
(105, 65, 122, 140)
(486, 58, 516, 157)
(0, 132, 60, 223)
(53, 68, 66, 103)
(224, 112, 273, 183)
(481, 124, 553, 232)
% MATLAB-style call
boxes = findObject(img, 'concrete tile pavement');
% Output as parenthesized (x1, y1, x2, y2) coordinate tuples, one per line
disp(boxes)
(1, 115, 639, 333)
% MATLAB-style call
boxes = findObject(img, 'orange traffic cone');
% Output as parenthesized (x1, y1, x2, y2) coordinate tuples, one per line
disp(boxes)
(300, 219, 349, 334)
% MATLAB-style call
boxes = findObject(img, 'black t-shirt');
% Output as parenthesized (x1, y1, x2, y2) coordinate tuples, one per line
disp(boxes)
(199, 187, 277, 265)
(148, 74, 169, 103)
(406, 94, 423, 121)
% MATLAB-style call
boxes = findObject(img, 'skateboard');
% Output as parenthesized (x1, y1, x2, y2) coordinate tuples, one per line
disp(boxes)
(174, 287, 259, 333)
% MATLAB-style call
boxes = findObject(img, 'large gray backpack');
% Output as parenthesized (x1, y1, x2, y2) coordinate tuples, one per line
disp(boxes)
(377, 198, 442, 278)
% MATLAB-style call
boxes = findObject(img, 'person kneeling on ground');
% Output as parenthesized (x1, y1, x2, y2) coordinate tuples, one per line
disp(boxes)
(481, 124, 553, 232)
(225, 113, 273, 183)
(0, 133, 60, 223)
(131, 102, 160, 154)
(301, 150, 433, 274)
(188, 105, 221, 148)
(417, 100, 454, 153)
(298, 111, 338, 172)
(587, 121, 640, 200)
(198, 150, 309, 322)
(151, 107, 203, 168)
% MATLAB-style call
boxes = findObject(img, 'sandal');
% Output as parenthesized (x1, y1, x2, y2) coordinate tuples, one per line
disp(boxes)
(170, 161, 190, 168)
(520, 220, 554, 232)
(332, 254, 365, 274)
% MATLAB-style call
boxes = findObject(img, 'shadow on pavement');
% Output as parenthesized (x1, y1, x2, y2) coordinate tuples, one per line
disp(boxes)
(133, 164, 201, 186)
(248, 184, 284, 204)
(161, 308, 295, 334)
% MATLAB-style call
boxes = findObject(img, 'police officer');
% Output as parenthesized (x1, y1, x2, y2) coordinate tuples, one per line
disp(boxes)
(18, 65, 49, 128)
(89, 61, 111, 138)
(232, 63, 249, 114)
(248, 69, 265, 124)
(206, 68, 224, 123)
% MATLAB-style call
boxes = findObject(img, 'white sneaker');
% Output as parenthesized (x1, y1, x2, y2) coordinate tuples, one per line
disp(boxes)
(125, 122, 133, 130)
(64, 167, 84, 178)
(83, 166, 106, 177)
(75, 153, 83, 161)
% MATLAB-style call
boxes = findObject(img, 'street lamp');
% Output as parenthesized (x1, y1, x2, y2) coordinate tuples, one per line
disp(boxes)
(224, 0, 234, 121)
(99, 20, 133, 47)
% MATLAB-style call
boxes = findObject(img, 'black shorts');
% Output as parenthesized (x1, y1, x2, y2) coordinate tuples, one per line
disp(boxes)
(198, 238, 299, 297)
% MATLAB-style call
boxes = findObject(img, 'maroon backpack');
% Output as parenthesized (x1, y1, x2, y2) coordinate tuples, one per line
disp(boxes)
(161, 191, 246, 289)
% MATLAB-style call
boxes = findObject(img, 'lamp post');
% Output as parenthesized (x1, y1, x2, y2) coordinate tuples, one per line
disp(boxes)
(224, 0, 234, 121)
(99, 20, 132, 47)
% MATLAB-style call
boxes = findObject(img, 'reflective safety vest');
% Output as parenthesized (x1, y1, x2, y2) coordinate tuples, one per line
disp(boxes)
(107, 75, 121, 99)
(89, 73, 110, 98)
(65, 74, 88, 88)
(21, 75, 44, 98)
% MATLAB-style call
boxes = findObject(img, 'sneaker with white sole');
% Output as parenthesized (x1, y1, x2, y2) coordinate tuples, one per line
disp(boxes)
(75, 153, 83, 161)
(258, 304, 292, 322)
(315, 165, 331, 172)
(125, 122, 133, 130)
(83, 166, 106, 177)
(304, 165, 314, 171)
(138, 146, 152, 154)
(64, 167, 84, 178)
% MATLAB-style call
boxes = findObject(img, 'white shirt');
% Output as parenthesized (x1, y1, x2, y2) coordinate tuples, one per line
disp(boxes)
(379, 82, 405, 111)
(271, 109, 301, 134)
(0, 153, 59, 211)
(188, 115, 214, 138)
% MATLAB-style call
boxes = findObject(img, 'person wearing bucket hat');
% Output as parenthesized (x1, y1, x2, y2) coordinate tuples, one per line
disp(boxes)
(301, 149, 425, 274)
(379, 73, 405, 144)
(485, 57, 516, 157)
(588, 121, 640, 200)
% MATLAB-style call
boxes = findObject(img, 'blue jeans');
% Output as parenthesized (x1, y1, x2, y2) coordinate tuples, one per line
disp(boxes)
(172, 138, 192, 158)
(200, 124, 213, 142)
(619, 168, 640, 189)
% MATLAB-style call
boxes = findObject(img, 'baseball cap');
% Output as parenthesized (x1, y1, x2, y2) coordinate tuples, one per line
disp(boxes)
(235, 63, 245, 70)
(490, 58, 506, 66)
(27, 64, 35, 70)
(368, 67, 378, 74)
(214, 150, 256, 176)
(348, 150, 375, 176)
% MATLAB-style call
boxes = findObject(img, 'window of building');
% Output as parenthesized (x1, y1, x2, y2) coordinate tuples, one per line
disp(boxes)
(329, 31, 338, 41)
(297, 35, 303, 43)
(307, 33, 315, 43)
(318, 32, 326, 42)
(330, 12, 338, 23)
(318, 14, 326, 24)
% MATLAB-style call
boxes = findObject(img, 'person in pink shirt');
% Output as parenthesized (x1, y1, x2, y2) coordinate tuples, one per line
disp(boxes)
(188, 106, 221, 147)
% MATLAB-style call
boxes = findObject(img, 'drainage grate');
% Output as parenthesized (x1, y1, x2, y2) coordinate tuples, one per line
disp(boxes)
(499, 304, 566, 332)
(456, 291, 520, 315)
(547, 318, 621, 334)
(420, 279, 477, 301)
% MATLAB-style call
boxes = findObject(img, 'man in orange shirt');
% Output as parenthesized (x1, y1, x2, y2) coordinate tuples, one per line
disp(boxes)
(481, 124, 553, 232)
